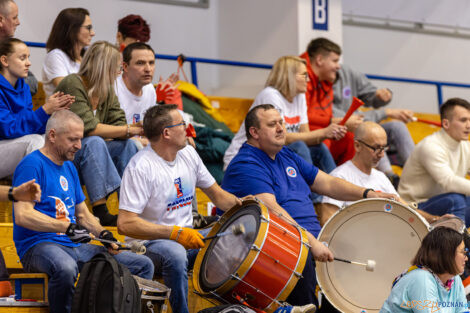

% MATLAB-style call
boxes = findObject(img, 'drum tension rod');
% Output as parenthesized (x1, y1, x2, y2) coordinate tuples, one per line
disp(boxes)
(229, 276, 282, 306)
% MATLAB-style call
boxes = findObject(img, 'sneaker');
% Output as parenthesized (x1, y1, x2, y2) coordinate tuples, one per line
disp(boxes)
(274, 304, 316, 313)
(192, 212, 219, 229)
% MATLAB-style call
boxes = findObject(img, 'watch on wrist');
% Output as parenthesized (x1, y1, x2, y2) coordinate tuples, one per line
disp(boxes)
(8, 186, 16, 202)
(363, 188, 374, 199)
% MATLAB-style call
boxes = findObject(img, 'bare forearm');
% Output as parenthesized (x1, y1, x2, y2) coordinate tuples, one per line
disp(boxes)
(87, 123, 127, 139)
(0, 186, 8, 201)
(202, 184, 241, 212)
(117, 212, 172, 240)
(14, 202, 69, 233)
(285, 130, 326, 146)
(76, 205, 105, 236)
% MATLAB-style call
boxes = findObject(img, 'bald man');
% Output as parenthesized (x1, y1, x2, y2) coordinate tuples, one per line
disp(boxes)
(319, 122, 441, 225)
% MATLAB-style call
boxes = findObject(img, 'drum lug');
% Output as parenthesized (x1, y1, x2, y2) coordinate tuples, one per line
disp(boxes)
(293, 271, 303, 278)
(251, 244, 261, 251)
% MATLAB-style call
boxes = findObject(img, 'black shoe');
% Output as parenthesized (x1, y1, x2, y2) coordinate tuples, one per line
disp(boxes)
(93, 203, 117, 226)
(389, 174, 400, 190)
(192, 212, 219, 229)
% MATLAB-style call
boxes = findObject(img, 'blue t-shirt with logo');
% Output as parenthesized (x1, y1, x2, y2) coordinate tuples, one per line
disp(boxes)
(222, 143, 321, 237)
(12, 150, 85, 259)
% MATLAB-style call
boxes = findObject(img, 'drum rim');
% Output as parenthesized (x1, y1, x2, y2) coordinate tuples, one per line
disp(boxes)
(315, 199, 430, 313)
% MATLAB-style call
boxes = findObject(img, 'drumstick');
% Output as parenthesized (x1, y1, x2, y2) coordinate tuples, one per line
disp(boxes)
(90, 236, 147, 254)
(334, 257, 376, 272)
(339, 97, 364, 126)
(203, 224, 245, 241)
(411, 116, 441, 127)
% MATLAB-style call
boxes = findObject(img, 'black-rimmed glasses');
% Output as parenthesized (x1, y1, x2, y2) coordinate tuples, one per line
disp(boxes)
(165, 121, 186, 129)
(357, 139, 389, 154)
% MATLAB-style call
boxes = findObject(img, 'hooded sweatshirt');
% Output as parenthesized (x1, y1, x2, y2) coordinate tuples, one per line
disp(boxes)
(0, 74, 49, 139)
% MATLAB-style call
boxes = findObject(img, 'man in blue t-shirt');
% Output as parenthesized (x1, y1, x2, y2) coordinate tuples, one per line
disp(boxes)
(222, 104, 396, 307)
(12, 110, 154, 313)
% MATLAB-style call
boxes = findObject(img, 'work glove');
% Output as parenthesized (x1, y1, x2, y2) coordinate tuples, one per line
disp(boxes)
(169, 226, 204, 249)
(65, 223, 91, 243)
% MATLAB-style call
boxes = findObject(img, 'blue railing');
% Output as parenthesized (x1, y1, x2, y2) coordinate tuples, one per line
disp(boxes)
(25, 41, 470, 106)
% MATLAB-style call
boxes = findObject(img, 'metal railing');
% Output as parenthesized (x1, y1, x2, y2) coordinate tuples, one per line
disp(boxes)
(25, 41, 470, 107)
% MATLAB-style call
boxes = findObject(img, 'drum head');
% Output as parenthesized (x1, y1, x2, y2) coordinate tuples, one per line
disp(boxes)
(198, 203, 260, 291)
(430, 216, 466, 234)
(316, 199, 429, 313)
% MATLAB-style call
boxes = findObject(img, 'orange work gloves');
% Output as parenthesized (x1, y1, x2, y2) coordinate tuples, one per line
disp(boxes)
(169, 226, 204, 249)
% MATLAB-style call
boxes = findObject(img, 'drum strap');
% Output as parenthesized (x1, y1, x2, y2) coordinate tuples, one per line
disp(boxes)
(391, 265, 419, 289)
(392, 266, 455, 291)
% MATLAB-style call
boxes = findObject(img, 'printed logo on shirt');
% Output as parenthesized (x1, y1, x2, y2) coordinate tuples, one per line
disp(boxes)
(174, 177, 183, 198)
(50, 196, 72, 234)
(284, 115, 301, 132)
(133, 113, 141, 123)
(60, 176, 68, 191)
(286, 166, 297, 178)
(342, 86, 351, 99)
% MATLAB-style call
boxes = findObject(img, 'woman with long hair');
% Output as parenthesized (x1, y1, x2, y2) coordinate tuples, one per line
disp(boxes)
(380, 227, 468, 312)
(55, 41, 142, 226)
(42, 8, 95, 97)
(224, 55, 346, 173)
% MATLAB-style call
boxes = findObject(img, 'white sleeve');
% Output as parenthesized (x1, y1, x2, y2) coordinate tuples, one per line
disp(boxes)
(119, 166, 152, 214)
(42, 50, 72, 81)
(321, 195, 344, 208)
(299, 94, 308, 124)
(188, 147, 216, 189)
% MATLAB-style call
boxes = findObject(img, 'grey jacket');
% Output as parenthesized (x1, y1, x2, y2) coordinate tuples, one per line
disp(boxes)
(333, 64, 391, 122)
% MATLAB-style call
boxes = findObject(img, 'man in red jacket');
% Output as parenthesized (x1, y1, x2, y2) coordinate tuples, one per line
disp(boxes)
(300, 38, 361, 165)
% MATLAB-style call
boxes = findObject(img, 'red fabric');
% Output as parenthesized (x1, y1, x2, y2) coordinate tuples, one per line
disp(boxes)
(324, 131, 356, 165)
(299, 52, 334, 131)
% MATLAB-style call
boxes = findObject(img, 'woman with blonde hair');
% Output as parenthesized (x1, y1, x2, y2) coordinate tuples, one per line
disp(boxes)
(56, 41, 143, 226)
(224, 55, 346, 173)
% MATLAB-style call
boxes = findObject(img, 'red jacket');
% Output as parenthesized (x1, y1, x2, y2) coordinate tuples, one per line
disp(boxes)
(299, 52, 334, 131)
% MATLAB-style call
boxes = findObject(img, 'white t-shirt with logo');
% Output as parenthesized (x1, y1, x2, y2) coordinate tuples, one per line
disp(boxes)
(42, 49, 81, 97)
(322, 160, 398, 208)
(119, 145, 215, 240)
(114, 75, 157, 124)
(223, 86, 308, 170)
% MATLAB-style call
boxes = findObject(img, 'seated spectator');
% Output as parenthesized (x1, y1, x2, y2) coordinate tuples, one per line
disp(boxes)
(117, 104, 243, 313)
(224, 55, 346, 172)
(116, 14, 150, 51)
(115, 42, 156, 149)
(333, 64, 415, 185)
(12, 110, 153, 313)
(320, 121, 443, 225)
(300, 38, 359, 165)
(55, 41, 143, 226)
(399, 98, 470, 226)
(0, 38, 74, 179)
(42, 8, 95, 97)
(380, 227, 467, 313)
(0, 0, 37, 95)
(222, 104, 396, 307)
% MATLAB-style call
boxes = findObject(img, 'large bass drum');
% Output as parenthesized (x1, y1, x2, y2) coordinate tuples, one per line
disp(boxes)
(193, 199, 309, 312)
(316, 199, 430, 313)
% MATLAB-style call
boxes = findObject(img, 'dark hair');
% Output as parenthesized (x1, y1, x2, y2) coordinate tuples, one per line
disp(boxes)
(306, 37, 341, 60)
(0, 37, 23, 70)
(143, 104, 178, 140)
(245, 104, 276, 140)
(122, 42, 155, 64)
(412, 226, 463, 275)
(118, 14, 150, 43)
(46, 8, 90, 61)
(439, 98, 470, 122)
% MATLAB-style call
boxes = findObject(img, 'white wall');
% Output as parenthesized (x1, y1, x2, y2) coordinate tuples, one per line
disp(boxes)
(342, 22, 470, 114)
(15, 0, 219, 93)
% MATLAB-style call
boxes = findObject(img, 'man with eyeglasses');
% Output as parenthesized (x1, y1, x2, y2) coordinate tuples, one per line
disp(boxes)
(117, 104, 244, 313)
(319, 121, 441, 225)
(399, 98, 470, 226)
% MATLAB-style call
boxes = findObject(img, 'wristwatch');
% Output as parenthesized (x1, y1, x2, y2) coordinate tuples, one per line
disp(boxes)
(8, 186, 16, 202)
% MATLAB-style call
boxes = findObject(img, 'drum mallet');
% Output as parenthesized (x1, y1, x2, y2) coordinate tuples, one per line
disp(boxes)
(334, 257, 376, 272)
(203, 224, 245, 241)
(91, 237, 147, 255)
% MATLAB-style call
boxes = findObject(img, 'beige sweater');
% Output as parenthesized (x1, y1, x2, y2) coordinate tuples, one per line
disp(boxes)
(398, 129, 470, 203)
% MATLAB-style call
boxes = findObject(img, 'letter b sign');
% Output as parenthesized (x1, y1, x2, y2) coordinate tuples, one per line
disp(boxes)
(313, 0, 328, 30)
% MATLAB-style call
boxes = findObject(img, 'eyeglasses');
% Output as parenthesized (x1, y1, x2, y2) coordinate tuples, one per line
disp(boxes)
(458, 247, 469, 257)
(81, 25, 93, 32)
(298, 72, 309, 80)
(164, 121, 186, 129)
(357, 139, 389, 154)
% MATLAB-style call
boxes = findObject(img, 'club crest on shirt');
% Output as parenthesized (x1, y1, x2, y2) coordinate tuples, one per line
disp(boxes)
(343, 86, 351, 99)
(60, 175, 68, 191)
(286, 166, 297, 177)
(174, 177, 183, 198)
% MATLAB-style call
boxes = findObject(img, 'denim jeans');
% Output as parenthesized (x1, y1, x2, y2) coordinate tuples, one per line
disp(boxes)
(73, 136, 138, 203)
(377, 121, 415, 174)
(143, 228, 210, 313)
(287, 141, 336, 173)
(21, 242, 154, 313)
(418, 192, 468, 226)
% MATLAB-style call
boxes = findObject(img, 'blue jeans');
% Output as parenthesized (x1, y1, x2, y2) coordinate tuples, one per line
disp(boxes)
(21, 242, 154, 313)
(73, 136, 138, 203)
(143, 228, 210, 313)
(418, 192, 469, 226)
(287, 141, 336, 173)
(377, 121, 415, 174)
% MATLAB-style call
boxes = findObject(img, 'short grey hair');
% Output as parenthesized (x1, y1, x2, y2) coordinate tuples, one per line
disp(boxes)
(45, 110, 83, 136)
(0, 0, 14, 16)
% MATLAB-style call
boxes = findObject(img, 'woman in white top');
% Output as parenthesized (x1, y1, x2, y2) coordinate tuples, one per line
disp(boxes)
(42, 8, 95, 97)
(224, 55, 347, 173)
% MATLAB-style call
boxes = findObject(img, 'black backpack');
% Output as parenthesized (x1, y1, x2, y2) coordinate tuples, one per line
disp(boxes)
(71, 252, 141, 313)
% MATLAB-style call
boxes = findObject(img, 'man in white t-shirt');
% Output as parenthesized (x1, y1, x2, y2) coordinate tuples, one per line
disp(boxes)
(117, 104, 243, 313)
(319, 121, 440, 225)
